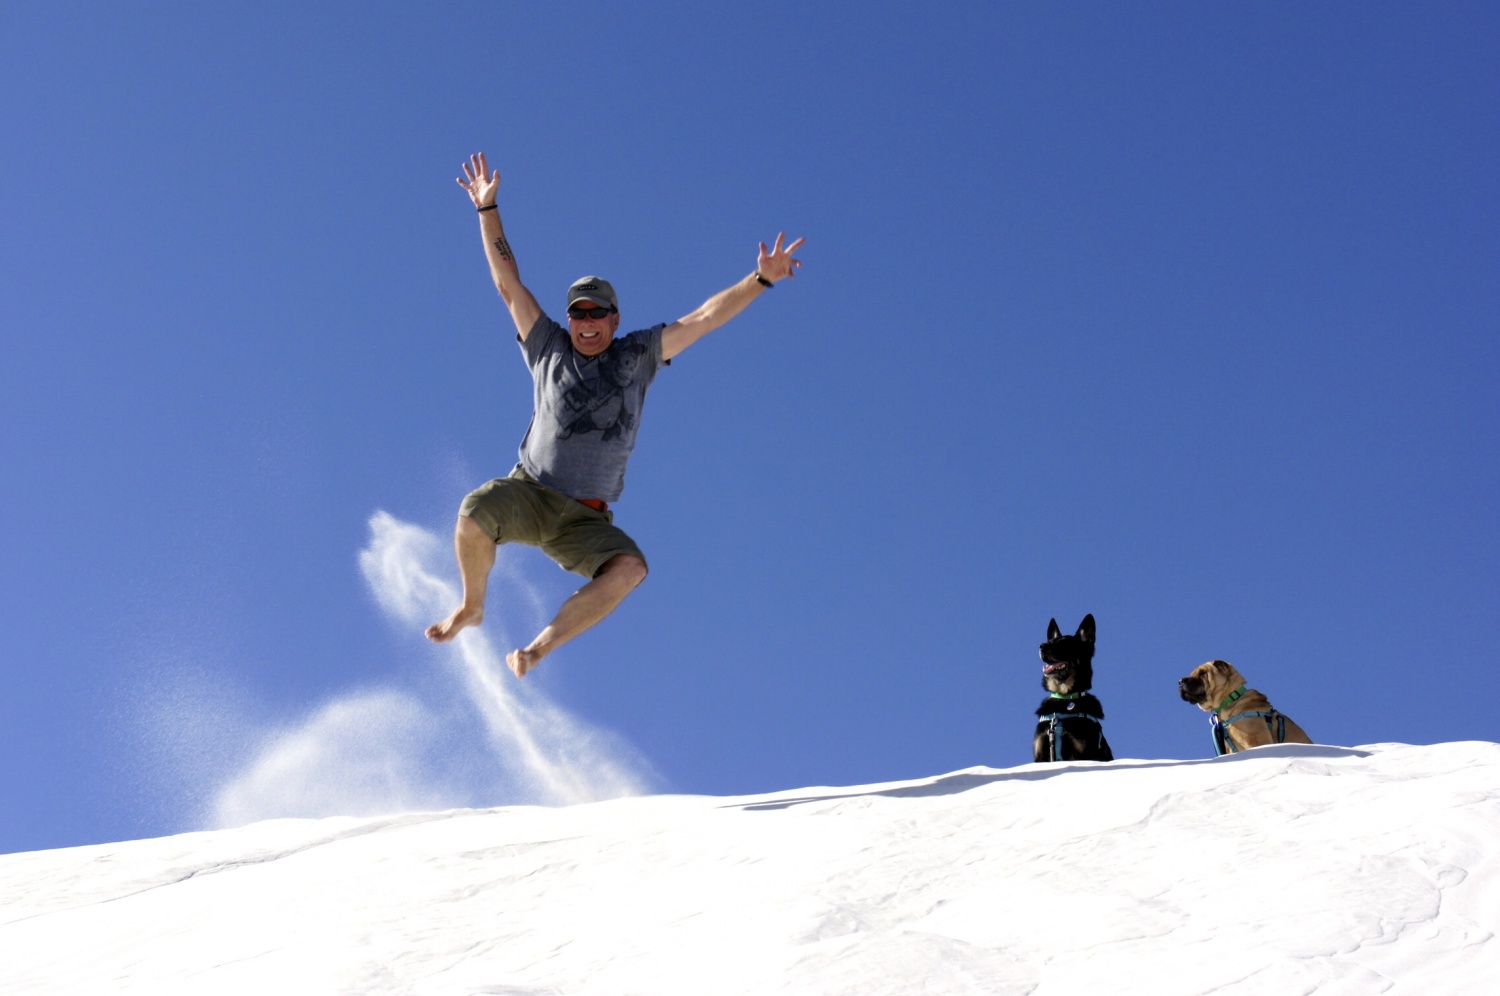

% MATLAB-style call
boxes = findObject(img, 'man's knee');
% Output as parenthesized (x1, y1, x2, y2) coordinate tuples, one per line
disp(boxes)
(598, 553, 648, 588)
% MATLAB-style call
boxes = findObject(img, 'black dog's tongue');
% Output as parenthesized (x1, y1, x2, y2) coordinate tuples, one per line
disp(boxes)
(1042, 661, 1068, 675)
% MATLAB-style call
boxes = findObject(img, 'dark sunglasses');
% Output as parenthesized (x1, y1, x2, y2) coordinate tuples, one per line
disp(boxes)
(568, 305, 615, 320)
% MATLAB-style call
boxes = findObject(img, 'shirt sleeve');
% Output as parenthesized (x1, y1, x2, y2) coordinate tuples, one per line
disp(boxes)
(519, 313, 565, 368)
(642, 322, 669, 370)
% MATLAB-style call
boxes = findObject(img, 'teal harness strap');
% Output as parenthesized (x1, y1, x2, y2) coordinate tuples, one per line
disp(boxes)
(1210, 685, 1251, 756)
(1211, 709, 1289, 756)
(1039, 708, 1106, 761)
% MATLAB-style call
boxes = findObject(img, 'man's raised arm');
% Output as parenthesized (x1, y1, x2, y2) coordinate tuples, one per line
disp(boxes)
(458, 152, 543, 340)
(661, 232, 805, 361)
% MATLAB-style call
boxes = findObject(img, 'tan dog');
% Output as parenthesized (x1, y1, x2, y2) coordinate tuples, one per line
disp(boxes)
(1178, 659, 1312, 754)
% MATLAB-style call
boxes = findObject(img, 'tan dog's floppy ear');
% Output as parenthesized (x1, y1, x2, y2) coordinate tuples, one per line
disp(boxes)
(1212, 660, 1233, 675)
(1077, 614, 1096, 644)
(1047, 619, 1062, 642)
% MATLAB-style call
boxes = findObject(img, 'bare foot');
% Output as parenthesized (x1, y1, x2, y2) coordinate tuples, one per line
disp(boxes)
(506, 648, 544, 678)
(426, 604, 482, 643)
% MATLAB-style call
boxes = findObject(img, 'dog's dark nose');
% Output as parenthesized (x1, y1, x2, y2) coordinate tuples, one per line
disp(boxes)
(1178, 677, 1201, 702)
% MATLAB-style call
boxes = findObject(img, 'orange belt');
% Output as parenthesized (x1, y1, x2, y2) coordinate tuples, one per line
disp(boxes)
(576, 498, 609, 513)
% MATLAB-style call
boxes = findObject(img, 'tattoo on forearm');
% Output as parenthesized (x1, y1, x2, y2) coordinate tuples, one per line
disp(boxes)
(492, 235, 513, 260)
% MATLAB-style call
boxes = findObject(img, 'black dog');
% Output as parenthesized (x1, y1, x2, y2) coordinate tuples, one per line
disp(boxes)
(1033, 614, 1113, 762)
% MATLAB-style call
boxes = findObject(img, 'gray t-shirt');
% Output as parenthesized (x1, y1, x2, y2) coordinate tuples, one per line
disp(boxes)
(516, 313, 667, 502)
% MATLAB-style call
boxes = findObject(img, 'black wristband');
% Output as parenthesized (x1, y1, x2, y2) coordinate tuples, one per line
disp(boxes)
(754, 272, 773, 288)
(477, 204, 498, 213)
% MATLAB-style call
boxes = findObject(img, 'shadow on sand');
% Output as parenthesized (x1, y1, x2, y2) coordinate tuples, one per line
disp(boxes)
(726, 744, 1372, 812)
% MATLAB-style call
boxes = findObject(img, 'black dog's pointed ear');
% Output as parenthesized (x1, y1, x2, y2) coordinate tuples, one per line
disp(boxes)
(1077, 614, 1096, 643)
(1047, 618, 1061, 641)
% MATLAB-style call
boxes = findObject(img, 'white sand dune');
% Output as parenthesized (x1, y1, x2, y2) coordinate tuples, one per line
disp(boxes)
(3, 741, 1496, 994)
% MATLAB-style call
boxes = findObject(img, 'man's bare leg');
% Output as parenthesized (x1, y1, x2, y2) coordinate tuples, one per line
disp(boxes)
(426, 515, 496, 643)
(507, 554, 648, 678)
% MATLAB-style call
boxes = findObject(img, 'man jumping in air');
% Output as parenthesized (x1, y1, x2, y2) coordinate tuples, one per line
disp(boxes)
(426, 152, 805, 678)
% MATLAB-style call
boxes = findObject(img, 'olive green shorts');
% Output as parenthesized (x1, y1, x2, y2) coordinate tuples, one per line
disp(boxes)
(459, 466, 647, 579)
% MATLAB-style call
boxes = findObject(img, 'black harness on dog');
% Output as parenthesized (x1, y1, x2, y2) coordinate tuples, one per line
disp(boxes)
(1210, 685, 1291, 756)
(1038, 692, 1108, 762)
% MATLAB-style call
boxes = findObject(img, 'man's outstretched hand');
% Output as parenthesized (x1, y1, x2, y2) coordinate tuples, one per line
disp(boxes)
(457, 151, 500, 208)
(757, 232, 806, 283)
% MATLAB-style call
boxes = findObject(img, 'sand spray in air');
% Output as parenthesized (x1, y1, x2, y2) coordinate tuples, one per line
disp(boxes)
(206, 512, 654, 827)
(357, 511, 651, 806)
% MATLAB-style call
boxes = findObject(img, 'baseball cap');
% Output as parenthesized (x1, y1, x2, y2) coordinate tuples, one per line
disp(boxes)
(566, 276, 618, 311)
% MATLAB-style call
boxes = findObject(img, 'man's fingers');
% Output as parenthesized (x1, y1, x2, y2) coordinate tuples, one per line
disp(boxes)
(765, 233, 806, 259)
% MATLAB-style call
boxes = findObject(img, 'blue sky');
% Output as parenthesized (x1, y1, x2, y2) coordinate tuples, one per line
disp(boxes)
(3, 1, 1496, 854)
